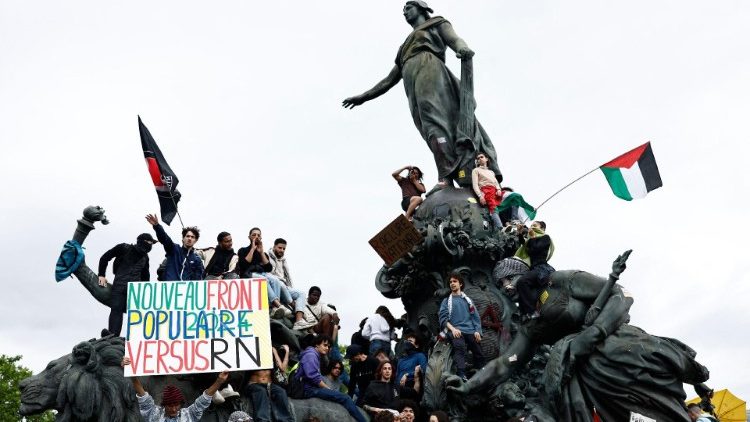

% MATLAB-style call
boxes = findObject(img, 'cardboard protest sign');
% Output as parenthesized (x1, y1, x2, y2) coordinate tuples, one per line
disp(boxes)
(124, 278, 272, 376)
(369, 214, 423, 266)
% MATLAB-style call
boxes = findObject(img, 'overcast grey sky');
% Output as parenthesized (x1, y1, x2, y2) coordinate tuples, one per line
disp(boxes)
(1, 0, 749, 405)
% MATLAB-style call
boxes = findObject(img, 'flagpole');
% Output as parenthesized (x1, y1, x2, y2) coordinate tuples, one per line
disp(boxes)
(167, 191, 185, 228)
(533, 165, 600, 214)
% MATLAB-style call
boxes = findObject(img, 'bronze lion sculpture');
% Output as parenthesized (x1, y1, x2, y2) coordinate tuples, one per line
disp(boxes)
(19, 335, 141, 421)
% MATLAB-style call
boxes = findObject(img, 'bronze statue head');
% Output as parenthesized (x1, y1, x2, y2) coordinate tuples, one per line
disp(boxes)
(404, 1, 432, 24)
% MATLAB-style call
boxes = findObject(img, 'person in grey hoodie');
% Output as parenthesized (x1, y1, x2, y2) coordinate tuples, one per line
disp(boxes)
(268, 238, 306, 319)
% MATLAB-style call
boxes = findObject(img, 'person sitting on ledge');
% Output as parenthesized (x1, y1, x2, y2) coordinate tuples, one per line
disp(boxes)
(237, 227, 293, 317)
(395, 332, 426, 400)
(122, 357, 228, 422)
(392, 165, 426, 221)
(298, 335, 367, 422)
(292, 286, 340, 340)
(146, 214, 204, 281)
(513, 221, 554, 321)
(268, 237, 306, 319)
(197, 231, 238, 279)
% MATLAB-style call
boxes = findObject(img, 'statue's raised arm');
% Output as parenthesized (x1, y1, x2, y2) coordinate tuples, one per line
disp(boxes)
(341, 1, 501, 188)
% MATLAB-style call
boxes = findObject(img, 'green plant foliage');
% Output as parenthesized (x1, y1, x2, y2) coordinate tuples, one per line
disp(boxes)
(0, 355, 56, 422)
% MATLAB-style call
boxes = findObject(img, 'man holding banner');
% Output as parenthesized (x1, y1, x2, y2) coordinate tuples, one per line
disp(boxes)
(123, 357, 228, 422)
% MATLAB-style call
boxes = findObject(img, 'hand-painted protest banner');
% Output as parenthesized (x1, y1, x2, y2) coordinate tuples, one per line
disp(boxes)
(369, 214, 423, 266)
(124, 278, 272, 376)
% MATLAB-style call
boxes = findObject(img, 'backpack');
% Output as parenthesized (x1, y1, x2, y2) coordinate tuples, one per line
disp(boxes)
(286, 364, 305, 399)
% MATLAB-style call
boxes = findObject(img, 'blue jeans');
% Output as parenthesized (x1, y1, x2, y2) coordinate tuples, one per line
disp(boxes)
(281, 286, 306, 313)
(305, 388, 366, 422)
(255, 273, 293, 306)
(369, 339, 391, 357)
(246, 383, 294, 422)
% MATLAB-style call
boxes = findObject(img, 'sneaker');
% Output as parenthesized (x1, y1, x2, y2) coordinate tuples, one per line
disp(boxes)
(101, 328, 112, 338)
(271, 307, 286, 319)
(460, 375, 469, 383)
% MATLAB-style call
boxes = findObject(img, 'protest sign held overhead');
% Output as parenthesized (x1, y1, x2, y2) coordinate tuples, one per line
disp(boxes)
(124, 278, 272, 377)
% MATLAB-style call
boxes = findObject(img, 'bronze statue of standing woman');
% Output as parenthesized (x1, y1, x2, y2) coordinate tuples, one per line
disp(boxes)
(343, 1, 501, 189)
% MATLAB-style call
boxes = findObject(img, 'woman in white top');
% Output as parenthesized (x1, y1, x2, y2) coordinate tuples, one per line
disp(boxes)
(362, 306, 397, 357)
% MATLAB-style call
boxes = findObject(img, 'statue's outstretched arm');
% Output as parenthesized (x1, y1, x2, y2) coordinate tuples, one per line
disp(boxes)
(448, 331, 534, 395)
(437, 22, 474, 59)
(342, 65, 402, 109)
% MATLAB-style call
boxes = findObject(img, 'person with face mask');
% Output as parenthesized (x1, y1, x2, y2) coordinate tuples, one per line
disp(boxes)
(97, 233, 157, 336)
(394, 333, 426, 400)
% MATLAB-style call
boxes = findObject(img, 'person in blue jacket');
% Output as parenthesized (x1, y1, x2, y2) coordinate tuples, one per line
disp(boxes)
(438, 272, 484, 381)
(146, 213, 204, 281)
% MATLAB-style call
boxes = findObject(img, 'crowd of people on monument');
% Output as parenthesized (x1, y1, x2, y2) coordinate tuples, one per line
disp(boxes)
(96, 142, 560, 422)
(99, 187, 556, 421)
(97, 149, 710, 422)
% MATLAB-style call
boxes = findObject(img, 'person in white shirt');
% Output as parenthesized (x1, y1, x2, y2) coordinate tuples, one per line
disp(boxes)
(362, 306, 397, 357)
(293, 286, 339, 340)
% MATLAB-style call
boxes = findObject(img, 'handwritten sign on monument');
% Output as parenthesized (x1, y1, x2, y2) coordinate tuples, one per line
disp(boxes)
(124, 278, 272, 376)
(369, 215, 423, 266)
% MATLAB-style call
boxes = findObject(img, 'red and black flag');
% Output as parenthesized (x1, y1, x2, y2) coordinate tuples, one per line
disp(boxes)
(138, 116, 181, 225)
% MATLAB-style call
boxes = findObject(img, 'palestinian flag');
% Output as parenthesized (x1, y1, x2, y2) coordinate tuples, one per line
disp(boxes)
(600, 142, 662, 201)
(497, 191, 537, 221)
(138, 116, 181, 225)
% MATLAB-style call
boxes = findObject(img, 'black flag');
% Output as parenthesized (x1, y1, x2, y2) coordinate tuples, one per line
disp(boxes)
(138, 116, 181, 225)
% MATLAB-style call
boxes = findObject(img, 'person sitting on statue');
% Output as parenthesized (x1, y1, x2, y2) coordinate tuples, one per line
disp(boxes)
(268, 237, 307, 320)
(324, 359, 348, 393)
(394, 332, 426, 400)
(362, 306, 397, 357)
(298, 335, 368, 422)
(438, 272, 485, 382)
(392, 165, 426, 220)
(237, 227, 293, 317)
(472, 152, 504, 229)
(97, 232, 157, 336)
(292, 286, 340, 340)
(146, 213, 204, 281)
(197, 231, 238, 279)
(122, 357, 228, 422)
(243, 367, 295, 422)
(345, 344, 380, 406)
(513, 221, 555, 321)
(449, 251, 711, 421)
(362, 360, 400, 417)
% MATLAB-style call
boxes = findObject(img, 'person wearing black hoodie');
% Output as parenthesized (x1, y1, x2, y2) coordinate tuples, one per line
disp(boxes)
(98, 233, 157, 336)
(198, 231, 238, 279)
